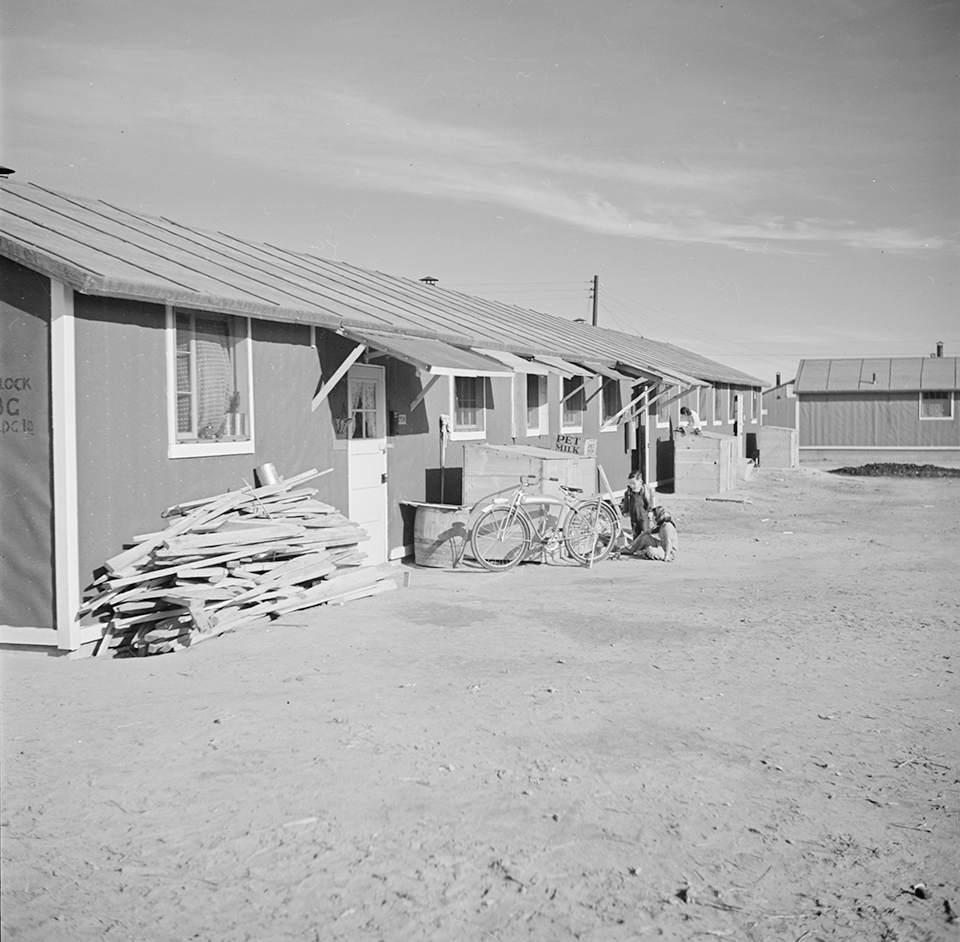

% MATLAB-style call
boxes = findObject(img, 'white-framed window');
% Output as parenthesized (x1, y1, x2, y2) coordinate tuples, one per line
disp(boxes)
(561, 376, 585, 432)
(526, 373, 547, 435)
(751, 388, 759, 423)
(729, 387, 738, 422)
(920, 390, 954, 420)
(348, 374, 381, 439)
(698, 385, 709, 418)
(450, 375, 487, 440)
(713, 384, 723, 424)
(656, 384, 670, 428)
(600, 378, 621, 430)
(166, 307, 254, 459)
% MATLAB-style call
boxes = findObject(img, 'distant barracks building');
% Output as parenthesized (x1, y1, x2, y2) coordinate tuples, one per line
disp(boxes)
(763, 347, 959, 466)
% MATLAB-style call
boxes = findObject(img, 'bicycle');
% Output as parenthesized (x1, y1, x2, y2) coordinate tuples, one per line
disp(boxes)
(468, 475, 621, 571)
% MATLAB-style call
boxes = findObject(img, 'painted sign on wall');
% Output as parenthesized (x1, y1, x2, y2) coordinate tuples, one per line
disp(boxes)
(0, 269, 54, 629)
(0, 374, 38, 436)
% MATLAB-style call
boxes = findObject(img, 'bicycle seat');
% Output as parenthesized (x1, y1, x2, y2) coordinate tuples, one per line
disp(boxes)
(559, 484, 583, 495)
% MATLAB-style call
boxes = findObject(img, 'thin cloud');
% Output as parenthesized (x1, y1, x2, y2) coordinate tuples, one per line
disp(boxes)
(9, 39, 951, 256)
(245, 90, 952, 255)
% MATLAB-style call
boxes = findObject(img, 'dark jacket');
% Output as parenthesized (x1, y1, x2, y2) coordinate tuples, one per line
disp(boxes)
(620, 484, 656, 536)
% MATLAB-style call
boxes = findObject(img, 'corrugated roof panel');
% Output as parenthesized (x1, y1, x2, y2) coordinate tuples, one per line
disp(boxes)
(826, 359, 863, 391)
(795, 359, 831, 393)
(590, 326, 757, 387)
(920, 356, 958, 390)
(859, 359, 891, 390)
(1, 180, 766, 388)
(889, 358, 923, 390)
(796, 356, 959, 393)
(4, 186, 333, 310)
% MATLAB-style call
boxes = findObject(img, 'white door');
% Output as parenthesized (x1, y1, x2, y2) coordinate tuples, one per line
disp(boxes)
(346, 365, 388, 565)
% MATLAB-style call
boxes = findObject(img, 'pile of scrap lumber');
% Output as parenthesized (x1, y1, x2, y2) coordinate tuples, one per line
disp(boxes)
(82, 469, 403, 656)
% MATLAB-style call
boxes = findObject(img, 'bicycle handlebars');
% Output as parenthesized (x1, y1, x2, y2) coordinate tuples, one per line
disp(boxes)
(520, 474, 559, 485)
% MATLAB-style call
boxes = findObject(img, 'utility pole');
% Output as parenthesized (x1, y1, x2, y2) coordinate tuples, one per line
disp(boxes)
(591, 275, 599, 326)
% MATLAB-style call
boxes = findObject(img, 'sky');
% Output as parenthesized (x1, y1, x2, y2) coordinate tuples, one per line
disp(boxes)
(2, 0, 958, 384)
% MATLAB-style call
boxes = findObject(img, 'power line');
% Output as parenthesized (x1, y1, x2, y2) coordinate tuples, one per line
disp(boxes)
(445, 281, 586, 288)
(597, 300, 635, 335)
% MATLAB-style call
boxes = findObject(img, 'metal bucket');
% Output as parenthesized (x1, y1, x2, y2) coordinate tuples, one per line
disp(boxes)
(254, 463, 280, 487)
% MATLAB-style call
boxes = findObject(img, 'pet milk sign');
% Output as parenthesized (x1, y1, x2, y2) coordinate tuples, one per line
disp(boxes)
(554, 435, 597, 456)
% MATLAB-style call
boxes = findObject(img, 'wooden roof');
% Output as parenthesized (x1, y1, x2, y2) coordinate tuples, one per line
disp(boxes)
(0, 181, 765, 388)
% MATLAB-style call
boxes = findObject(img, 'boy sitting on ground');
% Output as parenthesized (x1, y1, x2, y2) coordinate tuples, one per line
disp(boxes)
(625, 505, 679, 562)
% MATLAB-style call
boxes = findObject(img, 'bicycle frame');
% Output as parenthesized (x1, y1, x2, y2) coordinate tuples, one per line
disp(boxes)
(469, 475, 617, 566)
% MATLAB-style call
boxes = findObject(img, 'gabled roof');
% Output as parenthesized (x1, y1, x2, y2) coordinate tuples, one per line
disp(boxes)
(796, 357, 960, 393)
(0, 181, 765, 388)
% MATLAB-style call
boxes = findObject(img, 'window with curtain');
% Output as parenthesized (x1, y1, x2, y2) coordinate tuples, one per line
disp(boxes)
(526, 374, 547, 434)
(561, 376, 585, 430)
(175, 311, 249, 442)
(454, 376, 485, 432)
(601, 378, 621, 426)
(348, 377, 380, 438)
(699, 385, 710, 419)
(714, 384, 724, 423)
(657, 384, 670, 425)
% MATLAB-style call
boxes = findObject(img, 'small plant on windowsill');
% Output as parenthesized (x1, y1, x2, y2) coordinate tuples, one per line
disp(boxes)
(224, 390, 247, 438)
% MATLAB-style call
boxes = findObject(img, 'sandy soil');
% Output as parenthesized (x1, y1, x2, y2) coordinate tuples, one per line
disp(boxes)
(2, 468, 958, 941)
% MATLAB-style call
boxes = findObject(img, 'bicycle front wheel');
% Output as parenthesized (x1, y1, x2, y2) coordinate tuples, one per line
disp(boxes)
(470, 507, 532, 571)
(565, 501, 619, 564)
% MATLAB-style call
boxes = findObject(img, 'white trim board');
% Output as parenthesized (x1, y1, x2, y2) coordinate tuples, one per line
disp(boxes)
(0, 626, 59, 647)
(50, 280, 81, 651)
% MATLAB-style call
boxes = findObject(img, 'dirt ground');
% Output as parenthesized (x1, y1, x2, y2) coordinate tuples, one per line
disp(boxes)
(2, 468, 958, 942)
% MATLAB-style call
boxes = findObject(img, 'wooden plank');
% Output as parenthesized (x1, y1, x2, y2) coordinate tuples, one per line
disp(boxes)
(161, 468, 327, 517)
(161, 523, 304, 552)
(210, 557, 336, 610)
(249, 487, 321, 506)
(107, 547, 266, 589)
(187, 610, 272, 647)
(273, 500, 338, 516)
(112, 607, 189, 629)
(297, 513, 353, 529)
(312, 344, 365, 412)
(93, 622, 115, 657)
(161, 586, 242, 603)
(272, 563, 399, 614)
(104, 490, 249, 575)
(152, 534, 318, 561)
(174, 566, 231, 580)
(252, 552, 333, 585)
(276, 575, 397, 615)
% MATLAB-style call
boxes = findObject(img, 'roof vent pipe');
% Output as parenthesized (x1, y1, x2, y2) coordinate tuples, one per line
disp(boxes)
(776, 372, 781, 386)
(936, 341, 944, 357)
(420, 276, 438, 286)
